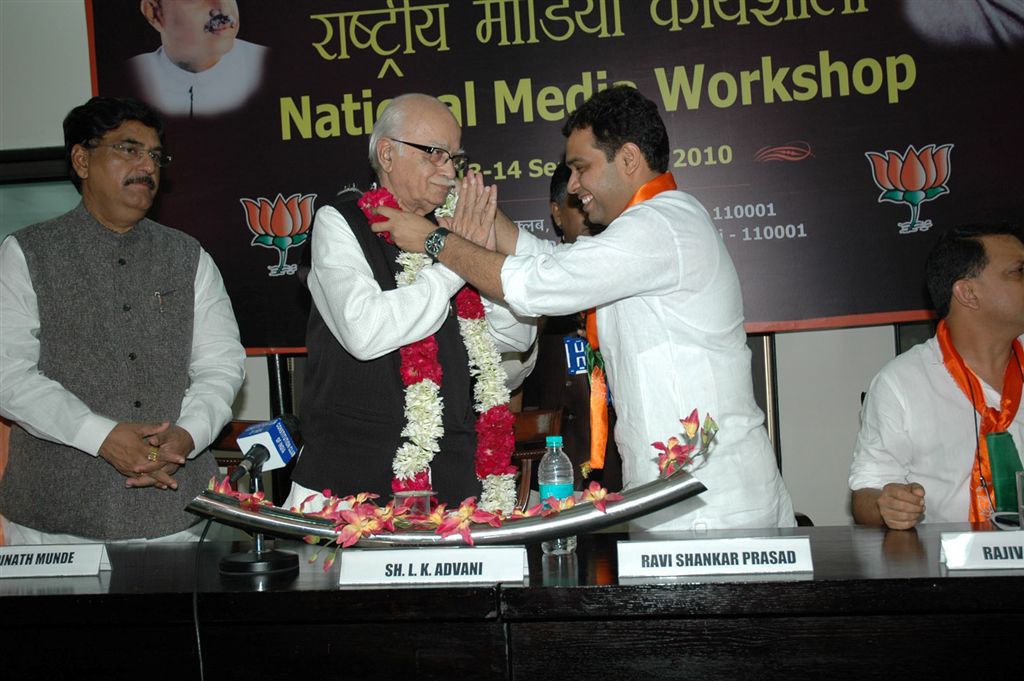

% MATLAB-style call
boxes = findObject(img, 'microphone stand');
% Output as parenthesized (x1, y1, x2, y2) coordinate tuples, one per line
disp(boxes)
(219, 460, 299, 575)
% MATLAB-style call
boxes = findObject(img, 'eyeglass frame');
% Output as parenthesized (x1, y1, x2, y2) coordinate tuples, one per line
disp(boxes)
(389, 138, 468, 173)
(83, 139, 173, 168)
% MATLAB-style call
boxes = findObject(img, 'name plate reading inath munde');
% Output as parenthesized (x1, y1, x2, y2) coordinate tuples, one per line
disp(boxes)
(617, 536, 813, 578)
(338, 546, 528, 586)
(940, 531, 1024, 570)
(0, 544, 110, 578)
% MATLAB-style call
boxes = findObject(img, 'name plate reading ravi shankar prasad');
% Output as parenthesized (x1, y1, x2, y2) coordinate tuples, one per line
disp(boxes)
(617, 536, 813, 578)
(940, 531, 1024, 570)
(0, 544, 110, 578)
(337, 546, 528, 586)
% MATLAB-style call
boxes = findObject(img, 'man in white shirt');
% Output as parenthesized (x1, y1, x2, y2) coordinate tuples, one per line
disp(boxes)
(376, 86, 794, 531)
(286, 94, 535, 511)
(129, 0, 267, 117)
(0, 96, 245, 543)
(851, 224, 1024, 528)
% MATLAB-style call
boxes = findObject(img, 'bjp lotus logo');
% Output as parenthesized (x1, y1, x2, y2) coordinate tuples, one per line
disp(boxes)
(241, 193, 317, 276)
(865, 144, 952, 234)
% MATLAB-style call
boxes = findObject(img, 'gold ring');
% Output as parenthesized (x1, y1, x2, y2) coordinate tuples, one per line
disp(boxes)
(147, 446, 159, 462)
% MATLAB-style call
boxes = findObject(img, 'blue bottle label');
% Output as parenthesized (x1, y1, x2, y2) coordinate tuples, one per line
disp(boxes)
(539, 482, 574, 508)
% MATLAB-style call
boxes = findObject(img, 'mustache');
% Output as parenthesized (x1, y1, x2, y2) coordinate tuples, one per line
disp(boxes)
(124, 176, 156, 190)
(204, 12, 237, 33)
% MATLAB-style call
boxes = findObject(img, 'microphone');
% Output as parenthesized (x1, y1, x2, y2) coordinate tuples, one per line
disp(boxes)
(227, 415, 300, 484)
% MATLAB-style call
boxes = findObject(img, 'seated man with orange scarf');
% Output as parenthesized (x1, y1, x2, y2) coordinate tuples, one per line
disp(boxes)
(851, 224, 1024, 529)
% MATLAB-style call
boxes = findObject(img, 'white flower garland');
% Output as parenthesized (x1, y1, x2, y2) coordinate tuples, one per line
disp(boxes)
(389, 191, 516, 514)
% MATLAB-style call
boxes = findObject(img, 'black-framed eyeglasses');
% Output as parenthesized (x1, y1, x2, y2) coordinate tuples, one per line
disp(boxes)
(85, 140, 172, 168)
(390, 138, 468, 173)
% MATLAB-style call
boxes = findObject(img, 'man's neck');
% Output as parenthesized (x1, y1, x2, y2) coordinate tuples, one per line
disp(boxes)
(947, 318, 1019, 390)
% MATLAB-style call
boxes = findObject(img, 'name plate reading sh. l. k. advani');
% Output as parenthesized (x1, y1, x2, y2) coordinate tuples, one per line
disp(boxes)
(338, 546, 528, 585)
(940, 531, 1024, 570)
(617, 536, 813, 578)
(0, 544, 111, 578)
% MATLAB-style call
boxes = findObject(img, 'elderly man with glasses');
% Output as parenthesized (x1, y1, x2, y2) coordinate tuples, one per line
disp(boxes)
(285, 93, 535, 511)
(0, 96, 245, 544)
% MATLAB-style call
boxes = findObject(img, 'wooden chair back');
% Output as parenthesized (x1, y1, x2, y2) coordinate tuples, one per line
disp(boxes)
(512, 408, 563, 510)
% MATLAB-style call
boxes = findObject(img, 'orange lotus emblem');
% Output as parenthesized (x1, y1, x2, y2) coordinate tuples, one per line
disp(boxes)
(240, 192, 317, 276)
(865, 144, 952, 234)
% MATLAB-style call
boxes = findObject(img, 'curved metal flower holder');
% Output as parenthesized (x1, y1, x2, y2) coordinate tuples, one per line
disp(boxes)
(186, 471, 705, 547)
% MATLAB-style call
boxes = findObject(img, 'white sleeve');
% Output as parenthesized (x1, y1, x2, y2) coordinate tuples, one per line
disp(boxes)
(305, 205, 467, 359)
(0, 236, 116, 455)
(175, 249, 246, 457)
(500, 204, 687, 318)
(849, 371, 914, 491)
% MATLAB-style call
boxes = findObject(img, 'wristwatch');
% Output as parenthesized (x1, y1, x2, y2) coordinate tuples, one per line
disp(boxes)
(424, 227, 450, 262)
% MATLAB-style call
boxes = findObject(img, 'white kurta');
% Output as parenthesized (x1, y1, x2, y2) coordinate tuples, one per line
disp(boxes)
(850, 335, 1024, 523)
(502, 190, 794, 531)
(128, 39, 267, 117)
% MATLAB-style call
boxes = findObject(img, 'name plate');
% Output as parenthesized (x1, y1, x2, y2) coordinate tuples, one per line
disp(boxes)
(940, 531, 1024, 570)
(0, 544, 110, 578)
(617, 536, 813, 578)
(338, 546, 528, 586)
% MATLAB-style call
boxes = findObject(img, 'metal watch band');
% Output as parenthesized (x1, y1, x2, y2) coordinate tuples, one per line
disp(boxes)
(424, 227, 450, 262)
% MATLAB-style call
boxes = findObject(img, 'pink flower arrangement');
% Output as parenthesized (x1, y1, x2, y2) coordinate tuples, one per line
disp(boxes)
(651, 408, 719, 477)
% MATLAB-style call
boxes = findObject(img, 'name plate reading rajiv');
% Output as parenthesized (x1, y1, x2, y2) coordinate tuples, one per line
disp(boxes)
(0, 544, 110, 578)
(617, 536, 813, 578)
(338, 546, 528, 586)
(940, 532, 1024, 570)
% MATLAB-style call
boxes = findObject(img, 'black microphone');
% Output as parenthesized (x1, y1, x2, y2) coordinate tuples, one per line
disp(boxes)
(228, 444, 271, 484)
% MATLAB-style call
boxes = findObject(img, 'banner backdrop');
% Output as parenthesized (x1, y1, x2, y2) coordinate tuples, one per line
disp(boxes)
(87, 0, 1024, 347)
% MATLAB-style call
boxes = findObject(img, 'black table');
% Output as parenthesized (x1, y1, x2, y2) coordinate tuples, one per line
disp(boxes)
(1, 523, 1021, 679)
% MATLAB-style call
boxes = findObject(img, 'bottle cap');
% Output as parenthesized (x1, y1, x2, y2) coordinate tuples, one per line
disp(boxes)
(545, 435, 563, 447)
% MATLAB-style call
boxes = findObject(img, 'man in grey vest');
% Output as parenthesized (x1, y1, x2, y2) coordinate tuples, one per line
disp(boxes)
(0, 96, 245, 543)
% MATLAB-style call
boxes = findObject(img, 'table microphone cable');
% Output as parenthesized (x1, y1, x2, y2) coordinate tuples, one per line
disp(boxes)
(193, 518, 214, 681)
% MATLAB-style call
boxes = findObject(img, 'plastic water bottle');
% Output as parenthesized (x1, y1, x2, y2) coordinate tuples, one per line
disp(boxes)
(539, 435, 577, 554)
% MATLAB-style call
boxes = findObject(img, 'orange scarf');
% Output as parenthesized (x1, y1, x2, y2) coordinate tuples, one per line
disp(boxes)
(936, 320, 1023, 521)
(585, 172, 678, 472)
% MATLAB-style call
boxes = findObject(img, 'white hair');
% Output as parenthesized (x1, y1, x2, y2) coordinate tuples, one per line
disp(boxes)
(367, 93, 455, 174)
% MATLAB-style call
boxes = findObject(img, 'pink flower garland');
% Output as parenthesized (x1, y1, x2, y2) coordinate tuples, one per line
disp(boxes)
(357, 187, 516, 499)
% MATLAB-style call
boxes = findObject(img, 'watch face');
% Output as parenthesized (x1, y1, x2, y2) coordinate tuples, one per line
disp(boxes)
(425, 229, 447, 259)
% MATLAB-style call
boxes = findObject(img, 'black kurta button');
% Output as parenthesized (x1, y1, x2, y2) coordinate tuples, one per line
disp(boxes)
(118, 258, 126, 265)
(128, 352, 137, 361)
(123, 304, 131, 312)
(134, 400, 142, 408)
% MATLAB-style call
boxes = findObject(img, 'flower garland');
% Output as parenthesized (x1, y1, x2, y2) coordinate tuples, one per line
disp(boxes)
(356, 186, 517, 513)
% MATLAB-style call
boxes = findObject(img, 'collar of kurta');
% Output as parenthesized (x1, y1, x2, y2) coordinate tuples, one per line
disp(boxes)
(623, 172, 677, 211)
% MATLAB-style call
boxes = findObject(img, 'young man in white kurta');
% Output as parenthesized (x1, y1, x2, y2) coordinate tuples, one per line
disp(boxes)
(501, 191, 793, 531)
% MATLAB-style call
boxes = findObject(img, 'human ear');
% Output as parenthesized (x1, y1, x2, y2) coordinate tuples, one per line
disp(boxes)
(951, 279, 980, 310)
(377, 139, 394, 173)
(70, 144, 90, 181)
(550, 201, 563, 228)
(618, 142, 642, 175)
(140, 0, 164, 31)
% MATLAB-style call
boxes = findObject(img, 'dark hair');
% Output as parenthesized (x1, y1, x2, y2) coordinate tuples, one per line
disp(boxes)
(549, 161, 571, 205)
(63, 96, 164, 192)
(561, 85, 669, 173)
(925, 222, 1024, 318)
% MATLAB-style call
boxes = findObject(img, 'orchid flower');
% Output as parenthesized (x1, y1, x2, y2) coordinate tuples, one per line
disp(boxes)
(652, 436, 696, 477)
(580, 481, 624, 513)
(680, 409, 700, 439)
(541, 495, 576, 517)
(336, 506, 383, 548)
